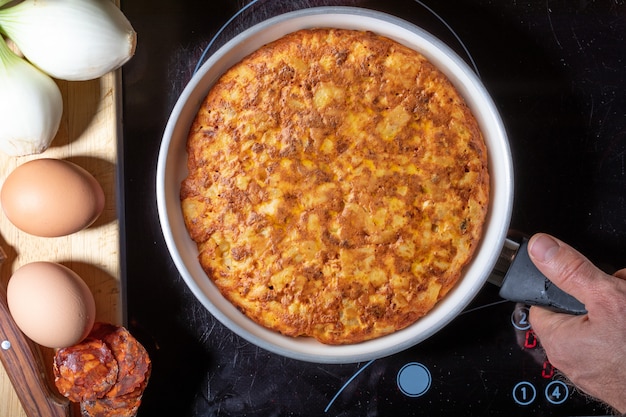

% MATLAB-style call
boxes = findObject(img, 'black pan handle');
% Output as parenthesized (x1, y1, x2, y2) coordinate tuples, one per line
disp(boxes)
(495, 238, 587, 315)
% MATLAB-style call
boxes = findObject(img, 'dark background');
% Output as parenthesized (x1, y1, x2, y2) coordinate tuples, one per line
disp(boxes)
(119, 1, 626, 415)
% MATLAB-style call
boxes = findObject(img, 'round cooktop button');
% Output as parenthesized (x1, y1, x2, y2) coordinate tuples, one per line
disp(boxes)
(512, 381, 536, 405)
(511, 306, 531, 330)
(545, 380, 569, 405)
(397, 362, 432, 397)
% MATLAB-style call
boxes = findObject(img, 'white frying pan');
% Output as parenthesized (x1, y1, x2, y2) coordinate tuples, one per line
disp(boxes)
(156, 7, 583, 364)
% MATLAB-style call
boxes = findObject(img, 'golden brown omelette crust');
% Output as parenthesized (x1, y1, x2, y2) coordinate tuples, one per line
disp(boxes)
(181, 29, 490, 344)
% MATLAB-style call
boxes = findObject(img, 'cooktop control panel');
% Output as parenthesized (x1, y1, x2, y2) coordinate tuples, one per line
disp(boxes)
(312, 288, 610, 416)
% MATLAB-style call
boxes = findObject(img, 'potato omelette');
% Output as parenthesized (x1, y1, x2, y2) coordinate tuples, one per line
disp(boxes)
(181, 28, 490, 344)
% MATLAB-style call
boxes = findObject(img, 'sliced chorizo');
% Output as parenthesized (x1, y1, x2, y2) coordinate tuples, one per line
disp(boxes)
(53, 338, 119, 402)
(89, 322, 152, 397)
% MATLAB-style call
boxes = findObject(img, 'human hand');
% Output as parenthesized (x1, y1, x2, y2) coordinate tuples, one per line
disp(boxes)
(527, 233, 626, 414)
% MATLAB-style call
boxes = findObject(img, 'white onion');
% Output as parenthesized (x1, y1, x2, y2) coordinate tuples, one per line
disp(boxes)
(0, 36, 62, 156)
(0, 0, 137, 81)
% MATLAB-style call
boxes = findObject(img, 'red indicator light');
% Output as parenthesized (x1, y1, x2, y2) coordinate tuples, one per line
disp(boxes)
(542, 360, 555, 379)
(524, 329, 537, 349)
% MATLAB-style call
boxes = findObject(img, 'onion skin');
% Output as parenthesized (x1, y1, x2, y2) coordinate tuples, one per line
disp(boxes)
(0, 0, 137, 81)
(0, 36, 62, 156)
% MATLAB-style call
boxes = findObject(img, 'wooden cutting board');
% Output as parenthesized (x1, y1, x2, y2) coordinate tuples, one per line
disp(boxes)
(0, 70, 122, 417)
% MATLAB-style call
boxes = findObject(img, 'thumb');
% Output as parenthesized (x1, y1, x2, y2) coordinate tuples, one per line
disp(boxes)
(527, 233, 608, 308)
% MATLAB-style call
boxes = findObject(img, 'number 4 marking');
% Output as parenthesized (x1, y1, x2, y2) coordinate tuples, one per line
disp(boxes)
(545, 381, 569, 405)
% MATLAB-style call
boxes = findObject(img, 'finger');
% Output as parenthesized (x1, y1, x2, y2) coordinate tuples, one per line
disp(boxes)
(528, 297, 581, 332)
(528, 305, 576, 347)
(528, 304, 555, 334)
(614, 268, 626, 281)
(527, 233, 610, 307)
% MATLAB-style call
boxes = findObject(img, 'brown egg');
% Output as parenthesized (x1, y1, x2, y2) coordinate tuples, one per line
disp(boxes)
(7, 262, 96, 348)
(0, 158, 105, 237)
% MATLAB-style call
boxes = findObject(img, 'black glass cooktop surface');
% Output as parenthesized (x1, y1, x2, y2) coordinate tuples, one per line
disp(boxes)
(120, 1, 626, 415)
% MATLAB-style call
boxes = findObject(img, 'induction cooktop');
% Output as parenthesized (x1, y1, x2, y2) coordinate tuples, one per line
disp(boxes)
(119, 1, 626, 415)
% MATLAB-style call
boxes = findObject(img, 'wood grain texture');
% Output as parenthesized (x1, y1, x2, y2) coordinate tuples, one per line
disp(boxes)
(0, 68, 121, 417)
